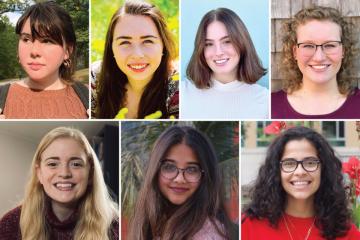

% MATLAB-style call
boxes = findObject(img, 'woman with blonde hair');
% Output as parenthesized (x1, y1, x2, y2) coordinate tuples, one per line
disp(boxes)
(0, 127, 119, 240)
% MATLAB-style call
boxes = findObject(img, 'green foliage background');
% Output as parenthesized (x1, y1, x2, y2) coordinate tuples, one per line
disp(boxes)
(91, 0, 179, 63)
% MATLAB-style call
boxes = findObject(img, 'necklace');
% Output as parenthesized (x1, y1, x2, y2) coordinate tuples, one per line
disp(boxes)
(282, 214, 315, 240)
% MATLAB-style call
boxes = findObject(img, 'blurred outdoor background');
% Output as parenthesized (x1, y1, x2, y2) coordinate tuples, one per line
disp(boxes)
(0, 0, 89, 85)
(121, 121, 239, 239)
(91, 0, 179, 63)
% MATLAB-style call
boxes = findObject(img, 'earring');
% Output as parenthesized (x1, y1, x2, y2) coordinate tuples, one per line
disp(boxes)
(63, 59, 71, 68)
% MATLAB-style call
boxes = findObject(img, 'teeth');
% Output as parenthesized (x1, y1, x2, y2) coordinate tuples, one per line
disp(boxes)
(56, 183, 73, 188)
(214, 59, 228, 64)
(292, 181, 309, 185)
(311, 65, 328, 69)
(129, 64, 147, 69)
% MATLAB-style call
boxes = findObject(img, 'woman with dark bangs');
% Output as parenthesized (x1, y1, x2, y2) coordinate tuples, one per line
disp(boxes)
(242, 126, 360, 239)
(128, 126, 238, 240)
(92, 0, 178, 119)
(0, 1, 89, 119)
(181, 8, 268, 119)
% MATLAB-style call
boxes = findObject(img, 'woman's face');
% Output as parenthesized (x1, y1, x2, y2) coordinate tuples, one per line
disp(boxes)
(18, 19, 69, 83)
(204, 20, 240, 82)
(158, 143, 201, 205)
(36, 137, 90, 207)
(293, 20, 343, 86)
(280, 139, 321, 202)
(112, 14, 164, 84)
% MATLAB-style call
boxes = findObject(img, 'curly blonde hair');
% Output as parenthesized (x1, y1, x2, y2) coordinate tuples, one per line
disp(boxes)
(19, 127, 119, 240)
(281, 6, 357, 94)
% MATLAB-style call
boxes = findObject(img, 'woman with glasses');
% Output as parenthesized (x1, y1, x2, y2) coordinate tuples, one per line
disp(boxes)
(242, 126, 360, 239)
(127, 126, 238, 239)
(271, 6, 360, 119)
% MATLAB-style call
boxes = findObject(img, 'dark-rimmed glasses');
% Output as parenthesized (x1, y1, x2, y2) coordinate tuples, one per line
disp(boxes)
(296, 41, 342, 57)
(160, 161, 203, 183)
(280, 157, 321, 173)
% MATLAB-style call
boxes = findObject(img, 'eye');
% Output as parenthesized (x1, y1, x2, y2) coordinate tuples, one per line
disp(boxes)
(282, 160, 297, 167)
(119, 41, 131, 46)
(40, 38, 54, 44)
(143, 39, 154, 44)
(161, 163, 177, 172)
(301, 44, 315, 49)
(70, 160, 84, 168)
(46, 161, 59, 168)
(323, 43, 337, 49)
(223, 39, 232, 45)
(20, 35, 32, 43)
(205, 42, 213, 47)
(186, 166, 200, 174)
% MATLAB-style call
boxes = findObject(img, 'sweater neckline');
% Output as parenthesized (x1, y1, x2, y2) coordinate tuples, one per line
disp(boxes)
(211, 79, 244, 91)
(45, 200, 78, 230)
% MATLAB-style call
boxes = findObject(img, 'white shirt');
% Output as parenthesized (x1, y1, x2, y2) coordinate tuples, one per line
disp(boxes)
(180, 79, 269, 119)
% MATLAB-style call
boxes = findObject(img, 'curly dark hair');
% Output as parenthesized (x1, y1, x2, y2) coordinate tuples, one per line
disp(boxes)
(243, 126, 352, 239)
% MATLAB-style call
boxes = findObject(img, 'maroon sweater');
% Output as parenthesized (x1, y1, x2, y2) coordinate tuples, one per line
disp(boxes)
(271, 88, 360, 119)
(0, 206, 119, 240)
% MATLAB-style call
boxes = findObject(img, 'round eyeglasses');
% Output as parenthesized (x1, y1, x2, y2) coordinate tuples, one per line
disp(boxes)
(296, 41, 342, 57)
(160, 161, 203, 183)
(280, 157, 321, 173)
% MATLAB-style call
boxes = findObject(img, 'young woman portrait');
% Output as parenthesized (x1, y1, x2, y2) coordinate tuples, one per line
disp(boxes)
(181, 3, 268, 119)
(0, 127, 119, 240)
(92, 0, 178, 119)
(0, 1, 89, 119)
(126, 125, 238, 239)
(271, 6, 360, 119)
(242, 126, 360, 239)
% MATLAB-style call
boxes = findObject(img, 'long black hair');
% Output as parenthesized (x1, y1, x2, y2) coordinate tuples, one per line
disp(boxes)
(244, 126, 351, 239)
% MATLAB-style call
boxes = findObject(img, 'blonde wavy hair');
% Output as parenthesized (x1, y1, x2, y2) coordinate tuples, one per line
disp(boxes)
(19, 127, 119, 240)
(281, 6, 357, 94)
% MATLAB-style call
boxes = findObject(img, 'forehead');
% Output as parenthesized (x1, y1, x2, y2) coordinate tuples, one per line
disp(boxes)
(41, 137, 85, 157)
(296, 20, 341, 42)
(113, 14, 160, 39)
(206, 20, 229, 39)
(165, 143, 199, 165)
(282, 138, 317, 159)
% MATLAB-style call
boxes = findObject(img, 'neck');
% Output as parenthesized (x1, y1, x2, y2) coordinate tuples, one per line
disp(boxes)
(127, 77, 151, 95)
(300, 76, 341, 97)
(24, 75, 65, 90)
(212, 72, 237, 84)
(285, 196, 315, 218)
(51, 201, 76, 222)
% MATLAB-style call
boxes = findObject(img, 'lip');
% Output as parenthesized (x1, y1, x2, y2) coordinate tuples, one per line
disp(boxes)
(53, 182, 76, 191)
(213, 58, 229, 66)
(169, 186, 189, 193)
(290, 180, 312, 190)
(127, 63, 149, 73)
(28, 62, 45, 71)
(309, 64, 331, 72)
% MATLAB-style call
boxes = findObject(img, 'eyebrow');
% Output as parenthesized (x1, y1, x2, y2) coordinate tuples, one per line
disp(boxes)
(162, 158, 200, 165)
(19, 33, 32, 37)
(114, 35, 159, 41)
(44, 156, 85, 161)
(205, 36, 230, 41)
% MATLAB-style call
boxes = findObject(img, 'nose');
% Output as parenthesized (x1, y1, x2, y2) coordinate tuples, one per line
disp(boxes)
(293, 162, 307, 176)
(30, 40, 42, 58)
(59, 164, 72, 178)
(215, 42, 224, 56)
(173, 169, 186, 183)
(131, 44, 145, 58)
(311, 45, 326, 61)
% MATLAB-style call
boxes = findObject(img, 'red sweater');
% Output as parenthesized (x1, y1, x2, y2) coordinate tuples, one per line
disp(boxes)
(0, 206, 119, 240)
(242, 214, 360, 240)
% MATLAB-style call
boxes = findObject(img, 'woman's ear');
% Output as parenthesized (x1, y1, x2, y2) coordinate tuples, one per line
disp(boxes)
(64, 45, 74, 60)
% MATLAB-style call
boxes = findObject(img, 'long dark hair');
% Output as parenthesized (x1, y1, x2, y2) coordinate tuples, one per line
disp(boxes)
(128, 126, 234, 240)
(15, 1, 77, 83)
(243, 126, 351, 239)
(186, 8, 266, 89)
(96, 0, 175, 119)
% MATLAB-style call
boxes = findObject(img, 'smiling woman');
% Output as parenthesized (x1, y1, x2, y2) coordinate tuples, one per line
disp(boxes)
(0, 127, 119, 240)
(271, 6, 360, 119)
(127, 126, 238, 240)
(92, 0, 178, 119)
(242, 126, 360, 240)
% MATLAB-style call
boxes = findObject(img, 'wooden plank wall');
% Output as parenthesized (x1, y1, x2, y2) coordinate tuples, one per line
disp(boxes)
(271, 0, 360, 92)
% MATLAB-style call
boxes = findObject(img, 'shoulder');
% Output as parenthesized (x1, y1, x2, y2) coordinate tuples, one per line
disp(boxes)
(345, 223, 360, 239)
(111, 219, 119, 240)
(192, 218, 226, 240)
(271, 89, 286, 99)
(348, 88, 360, 102)
(0, 206, 21, 237)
